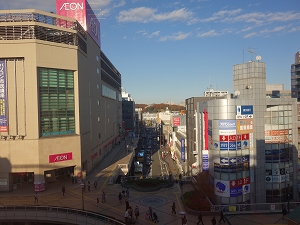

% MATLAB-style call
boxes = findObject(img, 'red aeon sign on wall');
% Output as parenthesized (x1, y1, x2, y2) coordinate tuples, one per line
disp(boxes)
(49, 152, 73, 163)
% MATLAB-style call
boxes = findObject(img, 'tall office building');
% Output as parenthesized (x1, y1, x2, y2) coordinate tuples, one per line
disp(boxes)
(291, 52, 300, 101)
(0, 1, 122, 192)
(197, 61, 298, 205)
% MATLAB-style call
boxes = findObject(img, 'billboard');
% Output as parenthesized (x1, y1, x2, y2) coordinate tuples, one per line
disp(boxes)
(0, 60, 8, 132)
(265, 129, 292, 143)
(173, 116, 180, 126)
(180, 138, 185, 161)
(236, 118, 253, 134)
(56, 0, 100, 47)
(219, 120, 236, 135)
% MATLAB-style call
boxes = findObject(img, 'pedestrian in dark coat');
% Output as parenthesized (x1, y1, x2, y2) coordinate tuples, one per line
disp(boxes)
(282, 204, 287, 220)
(88, 181, 91, 191)
(211, 216, 216, 225)
(171, 201, 176, 214)
(197, 211, 204, 225)
(219, 210, 225, 223)
(118, 192, 123, 203)
(148, 207, 153, 221)
(62, 186, 65, 196)
(125, 200, 129, 211)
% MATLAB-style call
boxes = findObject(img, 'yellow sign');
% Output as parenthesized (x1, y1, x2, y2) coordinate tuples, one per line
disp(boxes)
(228, 206, 236, 211)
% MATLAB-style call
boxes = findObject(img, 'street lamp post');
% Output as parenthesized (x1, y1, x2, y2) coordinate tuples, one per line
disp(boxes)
(80, 183, 85, 210)
(287, 180, 290, 213)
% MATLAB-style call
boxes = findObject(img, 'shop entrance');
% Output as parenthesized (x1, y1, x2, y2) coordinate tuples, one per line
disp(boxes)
(44, 166, 75, 183)
(11, 172, 34, 190)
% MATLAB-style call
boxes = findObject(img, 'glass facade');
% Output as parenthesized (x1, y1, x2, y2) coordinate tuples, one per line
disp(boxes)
(38, 68, 75, 136)
(264, 105, 293, 203)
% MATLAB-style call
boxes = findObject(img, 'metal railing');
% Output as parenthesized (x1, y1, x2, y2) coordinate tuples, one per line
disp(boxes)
(0, 206, 125, 225)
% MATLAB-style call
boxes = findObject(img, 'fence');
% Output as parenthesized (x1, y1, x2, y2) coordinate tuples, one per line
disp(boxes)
(0, 206, 125, 225)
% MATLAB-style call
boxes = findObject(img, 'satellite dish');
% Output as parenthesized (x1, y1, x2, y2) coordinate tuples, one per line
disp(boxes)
(256, 55, 262, 61)
(234, 90, 240, 97)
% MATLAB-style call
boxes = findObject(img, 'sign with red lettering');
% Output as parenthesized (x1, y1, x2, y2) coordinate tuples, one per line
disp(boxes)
(241, 133, 249, 140)
(228, 135, 237, 141)
(230, 177, 250, 188)
(49, 152, 73, 163)
(219, 135, 228, 141)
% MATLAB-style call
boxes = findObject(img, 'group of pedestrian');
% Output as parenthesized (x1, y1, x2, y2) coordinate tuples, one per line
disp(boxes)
(145, 206, 159, 223)
(123, 197, 139, 224)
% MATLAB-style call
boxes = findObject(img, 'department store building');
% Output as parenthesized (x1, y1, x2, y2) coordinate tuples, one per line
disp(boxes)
(0, 0, 122, 192)
(197, 61, 298, 204)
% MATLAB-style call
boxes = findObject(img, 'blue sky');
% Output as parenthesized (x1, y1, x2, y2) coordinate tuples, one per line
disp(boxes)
(1, 0, 300, 104)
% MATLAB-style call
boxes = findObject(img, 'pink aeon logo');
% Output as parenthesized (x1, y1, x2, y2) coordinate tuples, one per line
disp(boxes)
(49, 152, 72, 163)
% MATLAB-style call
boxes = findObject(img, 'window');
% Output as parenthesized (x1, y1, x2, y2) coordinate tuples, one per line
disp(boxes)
(39, 68, 75, 136)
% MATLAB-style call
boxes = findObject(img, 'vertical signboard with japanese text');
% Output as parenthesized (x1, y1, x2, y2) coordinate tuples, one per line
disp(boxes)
(0, 60, 8, 132)
(180, 138, 185, 161)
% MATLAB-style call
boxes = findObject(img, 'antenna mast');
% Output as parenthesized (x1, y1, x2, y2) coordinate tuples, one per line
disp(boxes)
(248, 47, 256, 61)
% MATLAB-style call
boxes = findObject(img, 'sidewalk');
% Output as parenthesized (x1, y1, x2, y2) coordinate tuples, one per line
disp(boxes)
(0, 138, 289, 225)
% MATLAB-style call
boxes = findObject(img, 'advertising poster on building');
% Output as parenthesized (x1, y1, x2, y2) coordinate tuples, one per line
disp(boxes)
(214, 178, 230, 197)
(173, 116, 180, 126)
(56, 0, 100, 47)
(219, 120, 236, 135)
(265, 129, 292, 143)
(236, 118, 253, 134)
(0, 60, 8, 132)
(180, 138, 185, 161)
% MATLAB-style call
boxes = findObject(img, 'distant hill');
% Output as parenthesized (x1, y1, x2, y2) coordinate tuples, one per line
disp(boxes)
(135, 103, 185, 113)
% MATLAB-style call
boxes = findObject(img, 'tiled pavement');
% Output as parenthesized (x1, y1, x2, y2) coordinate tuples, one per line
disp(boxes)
(0, 138, 289, 225)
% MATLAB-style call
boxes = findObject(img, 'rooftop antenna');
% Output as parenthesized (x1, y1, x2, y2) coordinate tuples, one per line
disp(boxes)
(248, 47, 256, 61)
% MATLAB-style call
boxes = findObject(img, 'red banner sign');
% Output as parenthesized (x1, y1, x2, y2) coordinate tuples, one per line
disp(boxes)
(49, 152, 73, 163)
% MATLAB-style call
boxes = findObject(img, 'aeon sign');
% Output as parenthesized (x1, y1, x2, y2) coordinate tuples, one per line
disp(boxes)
(49, 152, 73, 163)
(56, 0, 101, 47)
(59, 2, 84, 10)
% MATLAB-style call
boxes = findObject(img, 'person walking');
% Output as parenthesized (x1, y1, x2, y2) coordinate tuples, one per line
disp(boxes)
(197, 211, 204, 225)
(219, 210, 226, 223)
(62, 185, 65, 196)
(134, 206, 140, 219)
(118, 192, 123, 203)
(125, 200, 130, 211)
(96, 197, 99, 205)
(148, 207, 153, 221)
(102, 191, 106, 203)
(181, 215, 187, 225)
(34, 192, 38, 203)
(282, 204, 288, 220)
(124, 209, 129, 224)
(94, 180, 97, 189)
(153, 212, 159, 223)
(171, 201, 176, 214)
(211, 216, 216, 225)
(87, 181, 91, 191)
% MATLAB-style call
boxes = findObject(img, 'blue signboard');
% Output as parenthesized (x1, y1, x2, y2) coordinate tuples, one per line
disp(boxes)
(236, 141, 241, 150)
(230, 186, 243, 197)
(229, 142, 237, 150)
(220, 142, 228, 150)
(242, 155, 249, 162)
(180, 138, 185, 161)
(220, 157, 229, 164)
(240, 105, 253, 115)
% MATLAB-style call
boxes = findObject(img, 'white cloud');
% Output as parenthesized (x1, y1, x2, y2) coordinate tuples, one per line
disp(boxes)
(197, 30, 218, 37)
(243, 32, 257, 38)
(289, 26, 300, 32)
(201, 9, 242, 22)
(159, 32, 191, 41)
(148, 31, 160, 38)
(117, 7, 194, 23)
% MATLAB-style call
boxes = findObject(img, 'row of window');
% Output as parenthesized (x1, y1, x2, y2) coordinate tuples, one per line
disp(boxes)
(39, 68, 75, 136)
